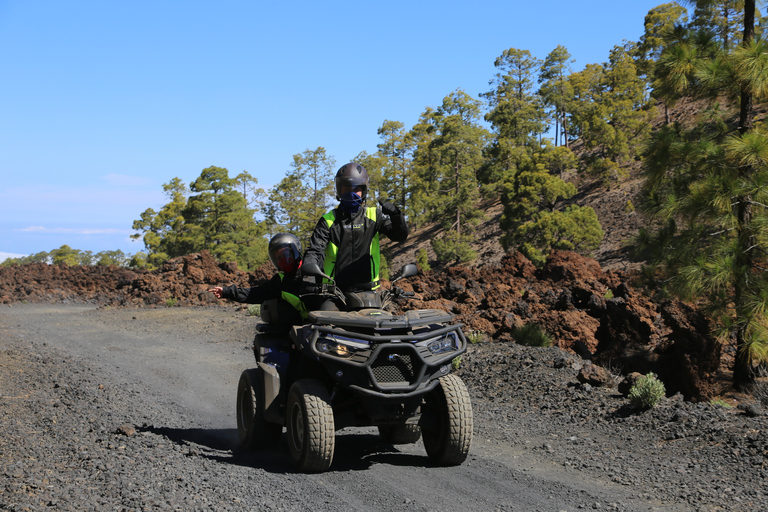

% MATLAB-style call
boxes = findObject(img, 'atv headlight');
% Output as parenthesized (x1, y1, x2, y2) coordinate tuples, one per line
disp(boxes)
(426, 332, 458, 355)
(316, 335, 368, 359)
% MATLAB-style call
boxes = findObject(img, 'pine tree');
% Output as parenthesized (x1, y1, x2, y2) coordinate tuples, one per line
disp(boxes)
(51, 245, 81, 266)
(94, 250, 128, 266)
(407, 107, 440, 227)
(633, 2, 689, 85)
(481, 48, 547, 190)
(182, 166, 268, 270)
(411, 90, 490, 263)
(641, 0, 768, 387)
(264, 147, 336, 246)
(376, 120, 415, 216)
(499, 147, 603, 265)
(131, 177, 189, 267)
(539, 45, 575, 148)
(132, 168, 269, 270)
(568, 45, 655, 182)
(686, 0, 748, 51)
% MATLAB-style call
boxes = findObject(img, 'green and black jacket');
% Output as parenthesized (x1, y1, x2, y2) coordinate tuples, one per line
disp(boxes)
(304, 205, 409, 292)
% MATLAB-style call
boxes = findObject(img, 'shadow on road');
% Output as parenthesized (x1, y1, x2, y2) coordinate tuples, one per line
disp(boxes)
(140, 425, 431, 473)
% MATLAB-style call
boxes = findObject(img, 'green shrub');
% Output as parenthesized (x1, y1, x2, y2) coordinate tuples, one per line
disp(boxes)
(511, 323, 552, 347)
(416, 248, 431, 272)
(452, 355, 462, 370)
(247, 304, 261, 317)
(165, 297, 178, 307)
(628, 372, 666, 409)
(432, 232, 477, 264)
(379, 255, 390, 281)
(604, 289, 614, 299)
(518, 242, 547, 268)
(465, 330, 486, 344)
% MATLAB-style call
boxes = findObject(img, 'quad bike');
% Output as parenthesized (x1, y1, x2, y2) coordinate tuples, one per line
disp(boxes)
(235, 263, 473, 473)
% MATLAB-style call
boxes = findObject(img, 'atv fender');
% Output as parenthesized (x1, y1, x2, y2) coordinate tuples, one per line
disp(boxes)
(259, 362, 285, 425)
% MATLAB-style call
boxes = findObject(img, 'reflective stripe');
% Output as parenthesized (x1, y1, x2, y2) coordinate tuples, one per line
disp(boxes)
(322, 212, 337, 283)
(278, 274, 308, 319)
(365, 207, 380, 289)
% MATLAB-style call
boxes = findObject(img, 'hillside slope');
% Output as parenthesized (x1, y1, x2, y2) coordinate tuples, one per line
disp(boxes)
(386, 153, 647, 275)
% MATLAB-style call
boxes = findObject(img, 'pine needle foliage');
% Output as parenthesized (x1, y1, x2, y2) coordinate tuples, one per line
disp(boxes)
(638, 2, 768, 386)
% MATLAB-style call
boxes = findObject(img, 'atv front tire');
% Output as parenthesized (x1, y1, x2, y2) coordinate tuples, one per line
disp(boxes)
(286, 378, 335, 472)
(422, 373, 472, 465)
(236, 368, 282, 450)
(378, 424, 421, 445)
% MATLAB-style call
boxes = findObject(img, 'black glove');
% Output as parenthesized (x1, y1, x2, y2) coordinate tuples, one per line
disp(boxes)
(378, 199, 400, 217)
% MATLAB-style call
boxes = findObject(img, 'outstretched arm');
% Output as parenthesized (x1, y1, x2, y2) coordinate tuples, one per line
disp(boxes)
(208, 276, 281, 304)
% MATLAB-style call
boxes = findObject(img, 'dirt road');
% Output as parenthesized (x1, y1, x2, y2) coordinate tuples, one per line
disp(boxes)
(1, 304, 744, 511)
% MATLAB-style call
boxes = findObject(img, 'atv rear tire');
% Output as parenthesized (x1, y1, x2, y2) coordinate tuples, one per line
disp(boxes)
(236, 368, 282, 450)
(286, 378, 335, 472)
(378, 424, 421, 445)
(422, 373, 472, 465)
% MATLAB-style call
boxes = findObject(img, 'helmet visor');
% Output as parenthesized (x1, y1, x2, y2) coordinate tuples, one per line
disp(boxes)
(336, 176, 367, 199)
(270, 244, 301, 273)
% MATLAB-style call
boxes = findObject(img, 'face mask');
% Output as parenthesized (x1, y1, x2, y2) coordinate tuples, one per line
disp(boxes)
(339, 192, 363, 213)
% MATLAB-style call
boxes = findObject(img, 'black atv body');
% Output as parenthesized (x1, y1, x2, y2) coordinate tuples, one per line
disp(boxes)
(236, 266, 473, 472)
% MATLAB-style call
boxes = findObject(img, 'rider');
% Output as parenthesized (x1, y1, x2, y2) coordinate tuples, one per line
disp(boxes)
(209, 233, 313, 320)
(303, 162, 409, 309)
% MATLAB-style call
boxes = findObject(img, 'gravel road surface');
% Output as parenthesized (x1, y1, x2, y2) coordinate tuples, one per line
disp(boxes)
(2, 304, 765, 511)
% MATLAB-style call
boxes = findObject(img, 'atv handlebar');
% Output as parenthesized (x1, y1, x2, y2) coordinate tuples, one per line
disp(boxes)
(381, 286, 417, 309)
(301, 282, 347, 307)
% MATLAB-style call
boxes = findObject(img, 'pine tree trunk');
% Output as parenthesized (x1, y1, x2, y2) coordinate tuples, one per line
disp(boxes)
(455, 157, 461, 238)
(733, 0, 757, 388)
(562, 111, 569, 150)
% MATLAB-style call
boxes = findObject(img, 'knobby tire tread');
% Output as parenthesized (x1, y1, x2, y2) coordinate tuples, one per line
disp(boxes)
(288, 379, 335, 472)
(423, 373, 473, 465)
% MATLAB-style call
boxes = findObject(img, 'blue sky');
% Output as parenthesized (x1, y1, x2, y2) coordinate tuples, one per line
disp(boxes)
(0, 0, 669, 262)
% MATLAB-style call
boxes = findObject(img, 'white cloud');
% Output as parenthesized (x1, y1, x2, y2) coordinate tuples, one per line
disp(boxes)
(0, 252, 28, 262)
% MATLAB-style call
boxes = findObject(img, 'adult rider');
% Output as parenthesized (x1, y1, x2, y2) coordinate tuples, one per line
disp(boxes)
(303, 162, 409, 310)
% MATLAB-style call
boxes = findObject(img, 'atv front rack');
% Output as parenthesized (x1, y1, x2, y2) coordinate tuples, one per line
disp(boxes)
(308, 308, 454, 331)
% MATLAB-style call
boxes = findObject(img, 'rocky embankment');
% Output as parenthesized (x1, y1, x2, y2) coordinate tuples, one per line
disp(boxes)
(0, 249, 726, 400)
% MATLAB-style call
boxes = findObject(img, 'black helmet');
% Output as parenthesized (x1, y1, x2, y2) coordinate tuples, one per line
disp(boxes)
(268, 233, 302, 273)
(335, 163, 369, 201)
